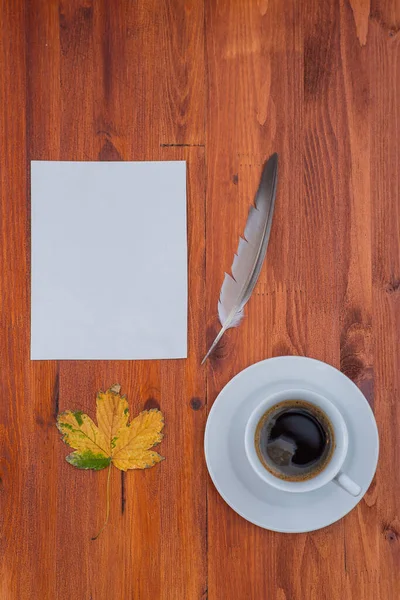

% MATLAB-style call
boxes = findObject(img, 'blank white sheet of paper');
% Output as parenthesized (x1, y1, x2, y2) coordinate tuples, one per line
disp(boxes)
(31, 160, 187, 360)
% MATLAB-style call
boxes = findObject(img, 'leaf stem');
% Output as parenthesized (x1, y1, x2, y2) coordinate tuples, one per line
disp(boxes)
(91, 463, 112, 540)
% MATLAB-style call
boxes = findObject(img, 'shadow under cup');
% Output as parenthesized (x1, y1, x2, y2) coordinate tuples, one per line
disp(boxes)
(255, 399, 335, 482)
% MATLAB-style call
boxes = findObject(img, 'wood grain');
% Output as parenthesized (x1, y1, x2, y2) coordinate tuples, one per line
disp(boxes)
(0, 0, 399, 598)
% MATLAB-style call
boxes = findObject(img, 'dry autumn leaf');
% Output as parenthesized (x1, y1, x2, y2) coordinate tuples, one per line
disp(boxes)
(57, 384, 164, 538)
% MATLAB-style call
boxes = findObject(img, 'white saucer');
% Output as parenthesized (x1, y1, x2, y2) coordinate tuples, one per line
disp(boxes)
(204, 356, 379, 533)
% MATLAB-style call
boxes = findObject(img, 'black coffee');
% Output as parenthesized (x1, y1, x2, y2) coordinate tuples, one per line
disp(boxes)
(255, 400, 334, 481)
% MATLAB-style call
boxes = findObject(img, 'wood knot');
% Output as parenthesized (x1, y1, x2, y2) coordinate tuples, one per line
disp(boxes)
(340, 309, 372, 387)
(383, 524, 399, 543)
(36, 413, 54, 430)
(59, 11, 67, 30)
(98, 139, 122, 161)
(386, 279, 400, 294)
(81, 6, 93, 21)
(190, 398, 202, 411)
(35, 414, 46, 428)
(340, 353, 365, 384)
(144, 397, 160, 411)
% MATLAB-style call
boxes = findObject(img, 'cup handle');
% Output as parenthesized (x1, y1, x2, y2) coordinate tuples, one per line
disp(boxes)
(334, 472, 361, 496)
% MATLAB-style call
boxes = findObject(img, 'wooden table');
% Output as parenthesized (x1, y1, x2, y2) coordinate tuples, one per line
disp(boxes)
(1, 1, 399, 598)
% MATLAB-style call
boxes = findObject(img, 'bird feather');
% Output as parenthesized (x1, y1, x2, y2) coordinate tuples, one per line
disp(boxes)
(202, 153, 278, 363)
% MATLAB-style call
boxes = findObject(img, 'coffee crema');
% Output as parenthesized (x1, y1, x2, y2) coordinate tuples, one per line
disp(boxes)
(255, 400, 335, 482)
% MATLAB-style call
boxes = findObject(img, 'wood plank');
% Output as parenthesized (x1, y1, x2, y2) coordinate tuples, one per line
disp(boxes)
(336, 2, 380, 598)
(370, 5, 400, 599)
(22, 3, 62, 594)
(0, 1, 56, 597)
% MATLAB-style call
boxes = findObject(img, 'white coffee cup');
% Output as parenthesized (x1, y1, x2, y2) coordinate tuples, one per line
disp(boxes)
(244, 388, 361, 496)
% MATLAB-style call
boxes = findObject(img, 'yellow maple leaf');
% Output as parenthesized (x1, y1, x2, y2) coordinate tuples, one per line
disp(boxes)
(56, 384, 164, 538)
(57, 384, 164, 471)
